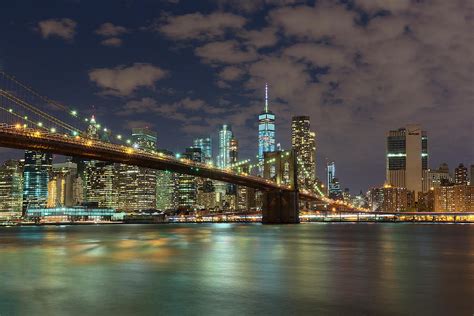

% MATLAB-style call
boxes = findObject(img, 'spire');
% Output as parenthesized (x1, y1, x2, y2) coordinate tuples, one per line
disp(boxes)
(264, 83, 269, 113)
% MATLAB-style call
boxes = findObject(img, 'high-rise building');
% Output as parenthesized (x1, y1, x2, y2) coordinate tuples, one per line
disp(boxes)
(193, 137, 212, 164)
(116, 127, 158, 211)
(84, 161, 117, 208)
(47, 162, 78, 208)
(386, 124, 428, 199)
(229, 137, 238, 164)
(329, 177, 343, 200)
(427, 163, 452, 189)
(0, 160, 23, 214)
(22, 151, 52, 213)
(86, 115, 99, 139)
(258, 83, 276, 170)
(454, 163, 468, 185)
(217, 124, 233, 169)
(434, 184, 473, 212)
(291, 116, 316, 190)
(326, 161, 336, 195)
(368, 185, 415, 212)
(177, 147, 203, 210)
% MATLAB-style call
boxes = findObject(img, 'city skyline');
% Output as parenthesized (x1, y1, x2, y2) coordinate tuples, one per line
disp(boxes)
(0, 0, 471, 192)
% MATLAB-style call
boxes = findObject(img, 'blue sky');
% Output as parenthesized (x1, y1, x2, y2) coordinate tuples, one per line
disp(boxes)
(0, 0, 472, 192)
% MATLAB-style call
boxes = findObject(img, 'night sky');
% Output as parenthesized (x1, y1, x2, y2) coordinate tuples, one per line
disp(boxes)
(0, 0, 472, 192)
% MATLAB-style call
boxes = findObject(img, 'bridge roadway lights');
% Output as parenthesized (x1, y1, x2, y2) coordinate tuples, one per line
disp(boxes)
(262, 189, 300, 224)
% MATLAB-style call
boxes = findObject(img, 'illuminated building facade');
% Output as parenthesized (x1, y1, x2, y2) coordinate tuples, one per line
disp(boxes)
(326, 161, 336, 195)
(156, 150, 176, 211)
(116, 127, 158, 211)
(291, 116, 316, 190)
(427, 163, 451, 189)
(386, 124, 428, 199)
(434, 184, 473, 212)
(84, 161, 117, 208)
(0, 160, 23, 214)
(368, 186, 415, 212)
(47, 162, 78, 208)
(454, 163, 468, 185)
(217, 124, 233, 169)
(22, 150, 52, 213)
(258, 84, 276, 171)
(177, 147, 203, 210)
(193, 137, 212, 164)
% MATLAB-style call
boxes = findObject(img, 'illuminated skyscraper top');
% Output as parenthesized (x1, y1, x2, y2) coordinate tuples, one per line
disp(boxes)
(258, 83, 276, 168)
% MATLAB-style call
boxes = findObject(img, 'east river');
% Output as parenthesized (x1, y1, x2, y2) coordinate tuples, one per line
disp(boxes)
(1, 223, 473, 315)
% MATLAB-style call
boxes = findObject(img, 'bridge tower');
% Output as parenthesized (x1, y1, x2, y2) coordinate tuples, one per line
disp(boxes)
(262, 150, 300, 224)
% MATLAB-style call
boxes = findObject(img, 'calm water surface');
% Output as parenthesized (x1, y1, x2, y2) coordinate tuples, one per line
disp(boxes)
(1, 223, 473, 315)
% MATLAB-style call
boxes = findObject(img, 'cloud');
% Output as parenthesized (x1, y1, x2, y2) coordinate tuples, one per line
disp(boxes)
(95, 23, 129, 37)
(218, 66, 245, 81)
(195, 40, 258, 64)
(216, 0, 307, 13)
(157, 12, 247, 41)
(100, 37, 123, 47)
(88, 63, 168, 96)
(37, 18, 77, 40)
(240, 27, 279, 49)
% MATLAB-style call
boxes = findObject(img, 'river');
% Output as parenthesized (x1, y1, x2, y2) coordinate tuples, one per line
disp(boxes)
(1, 223, 473, 315)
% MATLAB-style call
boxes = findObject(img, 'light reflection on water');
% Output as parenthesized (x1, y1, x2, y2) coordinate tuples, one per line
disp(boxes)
(0, 223, 473, 315)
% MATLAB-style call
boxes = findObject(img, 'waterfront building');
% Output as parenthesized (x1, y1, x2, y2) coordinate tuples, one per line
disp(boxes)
(47, 162, 78, 208)
(291, 116, 316, 191)
(177, 147, 203, 210)
(217, 124, 233, 169)
(22, 150, 52, 214)
(326, 161, 336, 195)
(156, 150, 177, 211)
(229, 137, 238, 164)
(434, 184, 473, 212)
(25, 207, 118, 222)
(196, 180, 218, 211)
(0, 160, 23, 214)
(368, 185, 415, 212)
(427, 163, 452, 189)
(454, 163, 468, 185)
(116, 127, 157, 212)
(258, 83, 276, 171)
(386, 124, 428, 199)
(84, 161, 117, 209)
(193, 137, 212, 164)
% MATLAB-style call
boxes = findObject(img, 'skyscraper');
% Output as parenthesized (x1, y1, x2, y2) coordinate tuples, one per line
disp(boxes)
(291, 116, 316, 190)
(229, 137, 238, 164)
(258, 83, 276, 170)
(177, 147, 203, 210)
(0, 160, 23, 214)
(132, 127, 157, 151)
(193, 137, 212, 164)
(22, 151, 52, 213)
(117, 127, 157, 211)
(386, 124, 428, 199)
(84, 161, 117, 208)
(454, 163, 468, 185)
(217, 124, 233, 169)
(326, 161, 335, 195)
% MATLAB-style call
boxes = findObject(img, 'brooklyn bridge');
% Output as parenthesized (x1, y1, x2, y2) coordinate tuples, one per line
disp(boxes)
(0, 71, 363, 223)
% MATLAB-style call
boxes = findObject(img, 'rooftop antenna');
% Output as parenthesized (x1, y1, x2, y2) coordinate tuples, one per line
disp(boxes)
(265, 83, 269, 112)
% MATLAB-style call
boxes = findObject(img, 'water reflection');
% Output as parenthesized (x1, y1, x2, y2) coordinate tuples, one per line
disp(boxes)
(0, 223, 473, 315)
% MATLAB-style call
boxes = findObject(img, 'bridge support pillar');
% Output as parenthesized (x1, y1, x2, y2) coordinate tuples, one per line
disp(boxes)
(262, 190, 300, 224)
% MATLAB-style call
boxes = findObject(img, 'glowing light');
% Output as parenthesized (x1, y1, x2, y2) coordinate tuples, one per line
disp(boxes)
(8, 108, 13, 113)
(116, 135, 122, 140)
(38, 122, 43, 127)
(15, 124, 21, 129)
(50, 127, 56, 133)
(71, 110, 77, 116)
